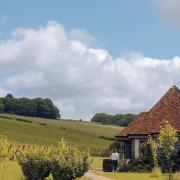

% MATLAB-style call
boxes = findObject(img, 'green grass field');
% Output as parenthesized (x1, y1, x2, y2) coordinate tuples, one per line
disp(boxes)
(0, 113, 122, 149)
(8, 156, 178, 180)
(95, 172, 165, 180)
(0, 161, 92, 180)
(3, 160, 180, 180)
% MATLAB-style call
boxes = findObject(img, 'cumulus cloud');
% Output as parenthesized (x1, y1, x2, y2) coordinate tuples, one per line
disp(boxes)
(153, 0, 180, 25)
(0, 21, 180, 119)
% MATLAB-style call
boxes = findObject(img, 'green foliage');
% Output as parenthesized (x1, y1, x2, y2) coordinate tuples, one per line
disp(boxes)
(91, 113, 135, 126)
(0, 94, 60, 119)
(51, 139, 91, 180)
(109, 141, 121, 151)
(131, 164, 151, 173)
(159, 123, 178, 158)
(118, 161, 133, 172)
(139, 143, 153, 167)
(10, 139, 91, 180)
(118, 160, 151, 173)
(147, 136, 159, 167)
(159, 122, 178, 180)
(18, 154, 51, 180)
(0, 99, 4, 113)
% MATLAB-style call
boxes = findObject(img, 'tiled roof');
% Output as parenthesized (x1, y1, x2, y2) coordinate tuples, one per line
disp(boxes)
(117, 85, 180, 137)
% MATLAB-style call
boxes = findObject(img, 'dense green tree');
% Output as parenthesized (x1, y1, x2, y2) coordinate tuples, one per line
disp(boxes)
(15, 98, 37, 117)
(91, 113, 113, 124)
(91, 113, 135, 126)
(3, 94, 16, 113)
(0, 99, 4, 113)
(0, 94, 60, 119)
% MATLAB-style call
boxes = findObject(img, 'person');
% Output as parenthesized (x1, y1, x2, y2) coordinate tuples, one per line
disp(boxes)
(111, 149, 119, 172)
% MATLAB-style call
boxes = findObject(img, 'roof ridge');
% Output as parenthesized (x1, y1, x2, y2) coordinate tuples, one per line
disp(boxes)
(117, 85, 180, 137)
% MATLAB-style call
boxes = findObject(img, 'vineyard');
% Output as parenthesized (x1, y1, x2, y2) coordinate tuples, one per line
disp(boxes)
(0, 136, 91, 179)
(0, 114, 122, 179)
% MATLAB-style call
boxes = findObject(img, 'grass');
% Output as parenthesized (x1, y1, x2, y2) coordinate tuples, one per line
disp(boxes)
(0, 113, 122, 149)
(95, 172, 169, 180)
(0, 161, 92, 180)
(1, 159, 180, 180)
(0, 161, 23, 180)
(91, 156, 104, 169)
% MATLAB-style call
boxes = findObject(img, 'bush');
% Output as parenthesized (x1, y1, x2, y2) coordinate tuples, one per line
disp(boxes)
(118, 161, 133, 172)
(118, 159, 151, 173)
(17, 139, 91, 180)
(51, 139, 91, 180)
(18, 154, 51, 180)
(131, 164, 150, 173)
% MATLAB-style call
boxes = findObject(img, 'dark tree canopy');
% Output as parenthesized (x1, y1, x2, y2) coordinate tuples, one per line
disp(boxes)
(0, 94, 60, 119)
(91, 113, 135, 127)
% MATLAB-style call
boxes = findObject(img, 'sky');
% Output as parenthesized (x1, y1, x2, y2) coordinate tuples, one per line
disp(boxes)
(0, 0, 180, 119)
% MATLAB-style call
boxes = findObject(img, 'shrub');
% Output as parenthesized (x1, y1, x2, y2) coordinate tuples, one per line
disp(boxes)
(51, 139, 91, 180)
(150, 167, 162, 178)
(118, 161, 133, 172)
(130, 158, 151, 171)
(16, 139, 91, 180)
(131, 164, 150, 173)
(118, 159, 151, 173)
(139, 142, 154, 166)
(18, 154, 51, 180)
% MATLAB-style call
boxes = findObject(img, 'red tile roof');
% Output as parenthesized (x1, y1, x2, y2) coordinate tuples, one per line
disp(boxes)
(117, 85, 180, 137)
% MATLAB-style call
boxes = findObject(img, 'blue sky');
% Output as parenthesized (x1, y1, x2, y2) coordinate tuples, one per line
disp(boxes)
(0, 0, 180, 59)
(1, 0, 180, 119)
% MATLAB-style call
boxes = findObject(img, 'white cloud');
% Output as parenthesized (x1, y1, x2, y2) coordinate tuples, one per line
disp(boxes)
(153, 0, 180, 25)
(0, 87, 7, 97)
(0, 21, 180, 119)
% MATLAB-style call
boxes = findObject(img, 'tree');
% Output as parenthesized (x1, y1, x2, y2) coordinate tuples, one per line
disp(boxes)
(3, 94, 16, 113)
(0, 94, 60, 119)
(91, 113, 135, 126)
(147, 136, 158, 167)
(0, 99, 4, 113)
(159, 122, 178, 180)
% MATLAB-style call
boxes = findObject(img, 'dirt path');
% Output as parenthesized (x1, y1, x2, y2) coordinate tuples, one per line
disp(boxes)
(84, 170, 113, 180)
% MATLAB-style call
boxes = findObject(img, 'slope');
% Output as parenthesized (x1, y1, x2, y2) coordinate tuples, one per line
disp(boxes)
(0, 113, 122, 150)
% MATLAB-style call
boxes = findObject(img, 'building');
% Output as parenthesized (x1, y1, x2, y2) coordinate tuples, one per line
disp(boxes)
(115, 85, 180, 160)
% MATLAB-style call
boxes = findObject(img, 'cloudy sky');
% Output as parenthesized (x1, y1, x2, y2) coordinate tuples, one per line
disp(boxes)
(0, 0, 180, 119)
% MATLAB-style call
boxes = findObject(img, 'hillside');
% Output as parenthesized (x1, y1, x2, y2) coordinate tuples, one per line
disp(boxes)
(0, 113, 123, 150)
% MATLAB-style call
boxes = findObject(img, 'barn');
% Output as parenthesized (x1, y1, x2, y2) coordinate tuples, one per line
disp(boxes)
(116, 85, 180, 160)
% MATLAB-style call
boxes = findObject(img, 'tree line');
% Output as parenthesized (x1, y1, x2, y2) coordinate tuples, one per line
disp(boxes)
(91, 113, 136, 126)
(0, 94, 60, 119)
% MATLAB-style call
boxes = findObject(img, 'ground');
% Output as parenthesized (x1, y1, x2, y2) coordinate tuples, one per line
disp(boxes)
(0, 113, 122, 149)
(1, 158, 180, 180)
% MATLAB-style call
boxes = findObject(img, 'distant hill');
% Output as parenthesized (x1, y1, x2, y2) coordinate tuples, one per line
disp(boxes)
(91, 113, 136, 126)
(0, 94, 60, 119)
(0, 113, 122, 150)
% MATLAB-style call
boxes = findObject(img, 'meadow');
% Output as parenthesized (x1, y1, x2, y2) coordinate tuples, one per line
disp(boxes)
(0, 113, 122, 150)
(0, 161, 92, 180)
(3, 158, 178, 180)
